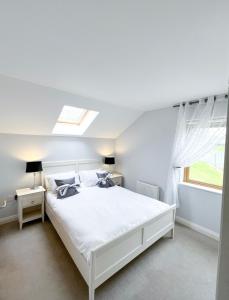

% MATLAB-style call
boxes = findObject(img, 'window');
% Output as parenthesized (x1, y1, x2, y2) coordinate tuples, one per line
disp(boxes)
(52, 106, 99, 136)
(184, 128, 226, 189)
(57, 106, 87, 125)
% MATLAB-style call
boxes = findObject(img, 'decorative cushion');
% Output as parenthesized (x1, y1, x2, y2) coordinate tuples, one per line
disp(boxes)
(56, 186, 79, 199)
(96, 172, 115, 188)
(45, 172, 80, 192)
(55, 177, 80, 199)
(55, 177, 76, 187)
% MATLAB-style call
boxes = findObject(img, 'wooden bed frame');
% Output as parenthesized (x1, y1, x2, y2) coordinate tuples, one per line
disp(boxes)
(42, 159, 176, 300)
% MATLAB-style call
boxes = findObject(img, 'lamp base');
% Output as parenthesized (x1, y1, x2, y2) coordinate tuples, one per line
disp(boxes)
(32, 173, 41, 190)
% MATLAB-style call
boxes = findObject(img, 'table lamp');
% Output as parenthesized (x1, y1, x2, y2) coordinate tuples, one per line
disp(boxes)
(26, 161, 43, 189)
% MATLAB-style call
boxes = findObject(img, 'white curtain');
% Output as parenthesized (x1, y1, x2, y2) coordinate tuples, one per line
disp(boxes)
(165, 96, 227, 206)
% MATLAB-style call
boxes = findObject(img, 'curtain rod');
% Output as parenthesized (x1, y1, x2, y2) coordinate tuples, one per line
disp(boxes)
(173, 93, 228, 108)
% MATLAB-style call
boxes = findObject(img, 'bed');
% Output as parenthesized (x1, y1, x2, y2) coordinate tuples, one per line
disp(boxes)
(43, 159, 176, 300)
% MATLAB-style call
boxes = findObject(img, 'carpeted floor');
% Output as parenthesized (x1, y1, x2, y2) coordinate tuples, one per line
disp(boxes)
(0, 220, 218, 300)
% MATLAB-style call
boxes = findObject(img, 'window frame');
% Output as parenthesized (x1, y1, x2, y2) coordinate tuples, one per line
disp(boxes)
(52, 105, 99, 136)
(183, 167, 223, 190)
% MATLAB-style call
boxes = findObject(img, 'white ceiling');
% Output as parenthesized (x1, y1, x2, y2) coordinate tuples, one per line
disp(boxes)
(0, 0, 228, 111)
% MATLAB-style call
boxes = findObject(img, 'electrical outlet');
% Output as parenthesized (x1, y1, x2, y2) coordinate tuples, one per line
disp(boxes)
(0, 199, 6, 208)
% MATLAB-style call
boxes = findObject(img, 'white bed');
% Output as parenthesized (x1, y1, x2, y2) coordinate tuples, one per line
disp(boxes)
(43, 159, 176, 300)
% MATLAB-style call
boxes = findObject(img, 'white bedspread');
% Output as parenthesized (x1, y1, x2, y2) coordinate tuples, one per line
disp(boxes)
(46, 186, 170, 262)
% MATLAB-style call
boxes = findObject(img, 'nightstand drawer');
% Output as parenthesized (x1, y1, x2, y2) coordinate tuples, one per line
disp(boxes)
(21, 194, 43, 208)
(112, 177, 122, 186)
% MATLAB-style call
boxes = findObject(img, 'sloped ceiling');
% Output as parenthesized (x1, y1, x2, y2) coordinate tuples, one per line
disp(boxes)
(0, 1, 228, 138)
(0, 0, 228, 111)
(0, 75, 142, 138)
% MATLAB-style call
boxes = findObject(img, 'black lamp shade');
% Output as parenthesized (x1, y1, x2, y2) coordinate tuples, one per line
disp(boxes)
(26, 161, 43, 173)
(104, 157, 115, 165)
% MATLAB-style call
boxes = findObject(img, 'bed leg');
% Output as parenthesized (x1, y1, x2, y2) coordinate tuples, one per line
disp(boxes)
(89, 251, 95, 300)
(164, 228, 175, 239)
(89, 286, 95, 300)
(170, 227, 175, 239)
(171, 205, 176, 239)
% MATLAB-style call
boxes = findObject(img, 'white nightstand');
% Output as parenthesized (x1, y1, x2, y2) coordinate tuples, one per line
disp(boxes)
(16, 186, 45, 230)
(111, 173, 123, 186)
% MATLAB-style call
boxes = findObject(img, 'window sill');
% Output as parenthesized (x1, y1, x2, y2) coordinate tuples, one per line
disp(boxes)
(179, 182, 222, 195)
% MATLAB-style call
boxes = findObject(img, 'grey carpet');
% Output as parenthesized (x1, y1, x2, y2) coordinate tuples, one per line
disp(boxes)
(0, 220, 218, 300)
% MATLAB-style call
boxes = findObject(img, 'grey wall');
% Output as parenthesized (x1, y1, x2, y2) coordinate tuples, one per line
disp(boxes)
(116, 106, 223, 235)
(177, 184, 222, 234)
(0, 134, 114, 219)
(115, 107, 178, 200)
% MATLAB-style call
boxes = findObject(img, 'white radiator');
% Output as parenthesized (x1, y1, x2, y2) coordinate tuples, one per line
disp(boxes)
(136, 180, 160, 200)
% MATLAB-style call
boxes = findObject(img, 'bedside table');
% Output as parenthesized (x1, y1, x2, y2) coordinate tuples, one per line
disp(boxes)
(111, 173, 123, 186)
(16, 186, 45, 230)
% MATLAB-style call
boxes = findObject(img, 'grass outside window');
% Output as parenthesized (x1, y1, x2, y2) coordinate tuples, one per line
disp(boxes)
(184, 145, 225, 190)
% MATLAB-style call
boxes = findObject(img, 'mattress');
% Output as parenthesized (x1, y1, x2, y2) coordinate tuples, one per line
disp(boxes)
(46, 185, 170, 262)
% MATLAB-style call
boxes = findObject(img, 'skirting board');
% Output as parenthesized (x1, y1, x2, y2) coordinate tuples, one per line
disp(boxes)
(176, 216, 219, 241)
(0, 215, 18, 225)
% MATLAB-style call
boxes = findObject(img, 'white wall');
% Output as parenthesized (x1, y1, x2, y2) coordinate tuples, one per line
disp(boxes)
(0, 134, 114, 219)
(116, 107, 223, 235)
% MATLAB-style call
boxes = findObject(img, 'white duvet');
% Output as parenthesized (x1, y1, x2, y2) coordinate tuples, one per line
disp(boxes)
(46, 186, 170, 262)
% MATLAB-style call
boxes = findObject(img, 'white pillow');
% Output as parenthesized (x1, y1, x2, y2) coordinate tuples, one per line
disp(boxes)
(45, 171, 80, 192)
(79, 169, 105, 187)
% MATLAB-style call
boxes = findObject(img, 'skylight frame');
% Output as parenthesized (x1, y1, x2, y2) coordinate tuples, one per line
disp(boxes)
(52, 105, 99, 136)
(57, 106, 88, 125)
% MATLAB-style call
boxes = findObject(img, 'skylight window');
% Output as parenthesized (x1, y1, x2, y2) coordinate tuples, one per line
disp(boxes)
(57, 106, 87, 125)
(52, 105, 99, 136)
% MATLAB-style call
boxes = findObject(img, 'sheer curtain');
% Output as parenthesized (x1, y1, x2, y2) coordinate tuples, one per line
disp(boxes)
(165, 96, 227, 206)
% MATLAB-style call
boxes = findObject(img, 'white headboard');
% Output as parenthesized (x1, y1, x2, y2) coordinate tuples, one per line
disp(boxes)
(42, 159, 102, 185)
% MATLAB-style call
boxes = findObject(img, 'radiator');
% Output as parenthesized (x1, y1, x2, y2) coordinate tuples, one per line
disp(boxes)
(136, 180, 160, 200)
